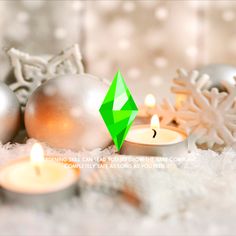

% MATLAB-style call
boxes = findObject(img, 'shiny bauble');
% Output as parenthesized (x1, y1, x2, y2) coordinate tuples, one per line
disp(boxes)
(198, 64, 236, 90)
(0, 81, 21, 143)
(176, 64, 236, 108)
(24, 74, 111, 151)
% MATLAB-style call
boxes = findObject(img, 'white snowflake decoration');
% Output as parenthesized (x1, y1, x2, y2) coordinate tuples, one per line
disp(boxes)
(158, 68, 236, 149)
(8, 44, 84, 106)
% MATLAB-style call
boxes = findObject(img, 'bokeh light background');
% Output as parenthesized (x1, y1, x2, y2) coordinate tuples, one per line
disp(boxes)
(0, 0, 235, 103)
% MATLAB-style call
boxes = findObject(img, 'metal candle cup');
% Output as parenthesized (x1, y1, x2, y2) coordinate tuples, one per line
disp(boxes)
(0, 144, 80, 208)
(120, 124, 188, 157)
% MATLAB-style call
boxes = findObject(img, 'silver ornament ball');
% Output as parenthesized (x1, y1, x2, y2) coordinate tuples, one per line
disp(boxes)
(0, 81, 21, 144)
(198, 64, 236, 90)
(24, 74, 111, 151)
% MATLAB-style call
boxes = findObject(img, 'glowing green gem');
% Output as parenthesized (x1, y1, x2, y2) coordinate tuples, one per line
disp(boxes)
(99, 71, 138, 151)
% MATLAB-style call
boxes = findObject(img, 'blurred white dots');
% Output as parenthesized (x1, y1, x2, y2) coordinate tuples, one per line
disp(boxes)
(6, 23, 29, 42)
(85, 11, 99, 30)
(222, 10, 235, 22)
(92, 59, 112, 77)
(188, 1, 208, 9)
(127, 68, 141, 80)
(96, 1, 120, 12)
(145, 29, 163, 49)
(123, 1, 136, 12)
(72, 1, 84, 11)
(110, 18, 134, 37)
(139, 0, 157, 8)
(186, 46, 198, 58)
(153, 57, 168, 68)
(145, 94, 156, 107)
(118, 39, 130, 50)
(155, 6, 169, 21)
(86, 42, 99, 61)
(149, 76, 163, 87)
(17, 11, 29, 23)
(54, 28, 67, 40)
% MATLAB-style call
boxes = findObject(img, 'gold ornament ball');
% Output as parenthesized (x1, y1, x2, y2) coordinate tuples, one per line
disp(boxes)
(24, 74, 111, 151)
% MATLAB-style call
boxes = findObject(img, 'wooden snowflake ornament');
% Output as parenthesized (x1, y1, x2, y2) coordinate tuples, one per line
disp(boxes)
(8, 44, 84, 106)
(159, 68, 236, 149)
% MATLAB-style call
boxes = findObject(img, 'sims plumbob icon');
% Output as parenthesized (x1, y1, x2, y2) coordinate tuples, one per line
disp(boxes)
(99, 71, 138, 151)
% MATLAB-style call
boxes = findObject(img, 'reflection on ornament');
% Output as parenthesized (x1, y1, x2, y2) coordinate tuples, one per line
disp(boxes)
(25, 74, 111, 151)
(0, 81, 21, 144)
(8, 44, 84, 106)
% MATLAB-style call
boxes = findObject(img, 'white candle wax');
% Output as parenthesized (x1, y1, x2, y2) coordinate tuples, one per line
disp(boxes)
(125, 126, 186, 145)
(0, 159, 78, 194)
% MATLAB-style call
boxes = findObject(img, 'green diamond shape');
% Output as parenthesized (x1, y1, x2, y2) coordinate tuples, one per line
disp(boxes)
(99, 71, 138, 151)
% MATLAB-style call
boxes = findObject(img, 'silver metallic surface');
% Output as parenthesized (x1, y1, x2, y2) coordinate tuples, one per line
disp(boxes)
(0, 157, 80, 208)
(198, 64, 236, 90)
(120, 125, 188, 157)
(0, 81, 21, 144)
(25, 74, 111, 151)
(0, 182, 79, 209)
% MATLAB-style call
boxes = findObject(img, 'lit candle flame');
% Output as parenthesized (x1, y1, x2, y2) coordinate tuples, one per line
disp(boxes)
(151, 114, 160, 130)
(30, 143, 44, 176)
(144, 94, 156, 108)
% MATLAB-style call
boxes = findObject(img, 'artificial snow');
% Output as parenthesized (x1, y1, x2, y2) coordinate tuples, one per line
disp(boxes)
(0, 139, 235, 236)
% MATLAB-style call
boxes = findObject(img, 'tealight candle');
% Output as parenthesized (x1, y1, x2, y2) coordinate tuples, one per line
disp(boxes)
(120, 115, 188, 156)
(135, 94, 158, 124)
(0, 143, 80, 207)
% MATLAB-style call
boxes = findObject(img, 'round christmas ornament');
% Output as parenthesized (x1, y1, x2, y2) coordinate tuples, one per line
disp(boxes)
(197, 64, 236, 90)
(175, 64, 236, 108)
(24, 74, 111, 151)
(0, 81, 21, 144)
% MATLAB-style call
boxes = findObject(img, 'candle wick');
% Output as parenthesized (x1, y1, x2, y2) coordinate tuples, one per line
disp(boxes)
(34, 166, 41, 176)
(152, 129, 157, 138)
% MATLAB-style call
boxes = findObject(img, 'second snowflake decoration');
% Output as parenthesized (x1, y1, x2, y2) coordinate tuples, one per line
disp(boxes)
(157, 68, 236, 150)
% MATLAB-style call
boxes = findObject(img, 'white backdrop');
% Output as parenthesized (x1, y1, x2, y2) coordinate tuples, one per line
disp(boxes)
(0, 0, 236, 103)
